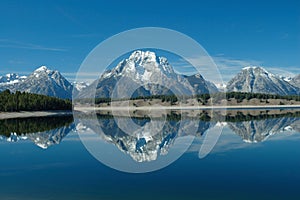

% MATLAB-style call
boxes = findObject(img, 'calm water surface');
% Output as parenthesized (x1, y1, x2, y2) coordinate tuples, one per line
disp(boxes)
(0, 110, 300, 200)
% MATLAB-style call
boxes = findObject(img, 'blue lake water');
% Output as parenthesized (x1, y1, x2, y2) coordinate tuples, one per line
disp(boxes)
(0, 110, 300, 200)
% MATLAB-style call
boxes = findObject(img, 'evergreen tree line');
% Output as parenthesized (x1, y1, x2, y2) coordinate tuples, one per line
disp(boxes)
(224, 92, 300, 102)
(82, 92, 300, 105)
(131, 92, 300, 104)
(0, 90, 72, 112)
(130, 94, 178, 104)
(94, 94, 179, 104)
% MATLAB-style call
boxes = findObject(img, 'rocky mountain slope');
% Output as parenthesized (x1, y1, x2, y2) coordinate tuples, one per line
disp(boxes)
(226, 66, 299, 95)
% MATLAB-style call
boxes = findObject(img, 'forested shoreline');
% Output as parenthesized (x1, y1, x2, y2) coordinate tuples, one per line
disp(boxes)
(0, 90, 72, 112)
(88, 91, 300, 105)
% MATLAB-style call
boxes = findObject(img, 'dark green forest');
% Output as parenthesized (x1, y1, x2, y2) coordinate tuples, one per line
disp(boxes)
(95, 94, 179, 104)
(0, 90, 72, 112)
(197, 92, 300, 104)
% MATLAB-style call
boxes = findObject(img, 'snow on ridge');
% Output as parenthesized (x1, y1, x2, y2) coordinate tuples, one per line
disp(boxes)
(73, 81, 89, 91)
(129, 50, 157, 63)
(35, 66, 49, 72)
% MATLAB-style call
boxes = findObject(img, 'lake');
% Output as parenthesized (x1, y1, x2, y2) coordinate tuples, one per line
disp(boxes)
(0, 109, 300, 200)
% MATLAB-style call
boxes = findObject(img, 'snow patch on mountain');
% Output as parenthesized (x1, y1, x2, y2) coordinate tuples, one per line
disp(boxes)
(0, 73, 27, 85)
(73, 81, 89, 91)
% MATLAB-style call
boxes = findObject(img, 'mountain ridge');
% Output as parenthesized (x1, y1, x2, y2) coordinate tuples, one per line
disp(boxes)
(1, 53, 299, 100)
(0, 66, 74, 99)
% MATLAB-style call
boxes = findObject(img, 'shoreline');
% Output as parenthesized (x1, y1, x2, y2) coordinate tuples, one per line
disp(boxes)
(2, 104, 300, 119)
(75, 104, 300, 111)
(0, 110, 73, 120)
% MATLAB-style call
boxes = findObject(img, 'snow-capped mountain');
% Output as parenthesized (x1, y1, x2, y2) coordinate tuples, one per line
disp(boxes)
(0, 66, 74, 99)
(78, 50, 217, 99)
(226, 66, 299, 95)
(0, 73, 26, 85)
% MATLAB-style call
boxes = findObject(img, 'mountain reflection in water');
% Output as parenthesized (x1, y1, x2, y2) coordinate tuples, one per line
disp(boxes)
(0, 115, 74, 149)
(75, 109, 300, 162)
(1, 109, 299, 160)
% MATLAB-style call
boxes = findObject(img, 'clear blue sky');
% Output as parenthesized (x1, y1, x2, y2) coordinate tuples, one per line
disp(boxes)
(0, 0, 299, 82)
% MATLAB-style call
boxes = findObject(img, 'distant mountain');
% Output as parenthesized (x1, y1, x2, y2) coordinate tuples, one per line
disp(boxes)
(78, 50, 217, 99)
(215, 83, 227, 92)
(73, 81, 89, 91)
(0, 66, 74, 99)
(290, 74, 300, 89)
(0, 73, 26, 85)
(226, 66, 299, 96)
(184, 73, 219, 94)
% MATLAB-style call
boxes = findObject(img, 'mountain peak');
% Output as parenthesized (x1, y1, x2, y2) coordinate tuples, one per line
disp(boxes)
(128, 50, 157, 63)
(35, 66, 52, 73)
(242, 66, 276, 78)
(242, 66, 260, 70)
(242, 66, 268, 73)
(101, 50, 175, 80)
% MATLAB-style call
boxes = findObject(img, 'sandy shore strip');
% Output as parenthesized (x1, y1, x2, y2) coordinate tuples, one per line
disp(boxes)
(0, 110, 73, 120)
(74, 104, 300, 111)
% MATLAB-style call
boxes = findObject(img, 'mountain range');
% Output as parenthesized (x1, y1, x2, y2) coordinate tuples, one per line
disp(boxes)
(0, 66, 75, 99)
(1, 50, 300, 99)
(78, 51, 300, 98)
